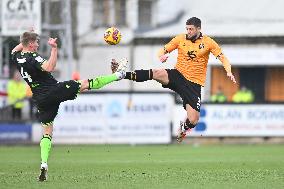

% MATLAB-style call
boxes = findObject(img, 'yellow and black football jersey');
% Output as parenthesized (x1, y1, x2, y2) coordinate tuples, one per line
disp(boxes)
(164, 33, 231, 86)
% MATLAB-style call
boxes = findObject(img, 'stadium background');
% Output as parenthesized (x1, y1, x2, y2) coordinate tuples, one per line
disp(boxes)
(0, 0, 283, 188)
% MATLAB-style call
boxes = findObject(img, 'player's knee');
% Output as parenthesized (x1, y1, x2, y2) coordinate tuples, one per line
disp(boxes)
(79, 79, 89, 91)
(153, 70, 169, 85)
(42, 126, 53, 136)
(153, 69, 166, 79)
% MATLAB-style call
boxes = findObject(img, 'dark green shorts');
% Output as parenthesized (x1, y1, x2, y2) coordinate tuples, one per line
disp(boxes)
(36, 80, 81, 126)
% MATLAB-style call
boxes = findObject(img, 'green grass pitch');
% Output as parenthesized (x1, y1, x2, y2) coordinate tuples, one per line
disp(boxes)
(0, 144, 283, 189)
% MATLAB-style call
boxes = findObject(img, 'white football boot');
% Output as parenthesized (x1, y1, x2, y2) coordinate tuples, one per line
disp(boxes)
(38, 162, 48, 182)
(177, 121, 191, 143)
(114, 58, 128, 80)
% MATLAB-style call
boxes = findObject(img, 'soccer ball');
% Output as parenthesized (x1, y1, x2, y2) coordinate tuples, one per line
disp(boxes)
(103, 27, 121, 45)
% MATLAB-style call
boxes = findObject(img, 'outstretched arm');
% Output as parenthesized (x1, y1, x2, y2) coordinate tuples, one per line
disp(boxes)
(157, 36, 180, 63)
(209, 37, 236, 84)
(41, 38, 58, 72)
(218, 53, 236, 83)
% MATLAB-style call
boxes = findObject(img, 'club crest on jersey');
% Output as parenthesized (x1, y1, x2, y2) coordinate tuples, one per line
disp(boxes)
(199, 43, 205, 49)
(17, 58, 26, 64)
(35, 56, 44, 63)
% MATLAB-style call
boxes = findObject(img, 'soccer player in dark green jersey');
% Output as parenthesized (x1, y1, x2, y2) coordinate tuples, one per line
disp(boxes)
(11, 31, 128, 181)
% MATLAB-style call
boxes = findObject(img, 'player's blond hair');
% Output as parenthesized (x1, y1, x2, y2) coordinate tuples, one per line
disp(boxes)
(20, 32, 39, 47)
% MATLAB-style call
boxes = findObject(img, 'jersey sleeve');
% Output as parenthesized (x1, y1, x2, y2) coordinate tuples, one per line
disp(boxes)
(31, 53, 47, 70)
(208, 37, 222, 57)
(164, 35, 181, 53)
(10, 51, 19, 63)
(208, 37, 232, 73)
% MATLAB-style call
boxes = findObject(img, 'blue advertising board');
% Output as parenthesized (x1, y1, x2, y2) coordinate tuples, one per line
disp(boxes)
(0, 124, 32, 143)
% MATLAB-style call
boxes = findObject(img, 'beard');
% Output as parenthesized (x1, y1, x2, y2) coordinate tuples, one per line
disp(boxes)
(186, 33, 198, 42)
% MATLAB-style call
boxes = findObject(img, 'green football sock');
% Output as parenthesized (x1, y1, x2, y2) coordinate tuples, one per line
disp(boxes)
(88, 74, 118, 89)
(40, 134, 52, 163)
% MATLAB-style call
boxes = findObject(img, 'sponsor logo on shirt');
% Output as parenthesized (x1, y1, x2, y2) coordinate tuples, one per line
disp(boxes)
(17, 58, 26, 64)
(35, 56, 44, 63)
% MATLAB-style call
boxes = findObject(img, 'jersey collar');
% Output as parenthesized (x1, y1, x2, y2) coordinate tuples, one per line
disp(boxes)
(186, 32, 203, 43)
(21, 51, 34, 54)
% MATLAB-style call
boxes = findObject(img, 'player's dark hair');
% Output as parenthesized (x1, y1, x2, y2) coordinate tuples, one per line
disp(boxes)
(20, 32, 39, 47)
(186, 17, 201, 28)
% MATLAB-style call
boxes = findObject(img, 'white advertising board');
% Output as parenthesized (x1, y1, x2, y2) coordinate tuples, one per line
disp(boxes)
(173, 104, 284, 137)
(53, 93, 174, 144)
(1, 0, 41, 36)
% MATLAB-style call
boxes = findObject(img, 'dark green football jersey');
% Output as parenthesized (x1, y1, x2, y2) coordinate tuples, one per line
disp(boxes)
(11, 51, 58, 101)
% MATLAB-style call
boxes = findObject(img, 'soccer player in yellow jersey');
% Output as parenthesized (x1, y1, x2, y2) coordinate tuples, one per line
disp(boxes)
(112, 17, 236, 142)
